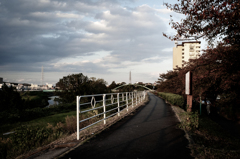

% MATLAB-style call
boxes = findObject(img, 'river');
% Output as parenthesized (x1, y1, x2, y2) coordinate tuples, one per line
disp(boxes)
(47, 96, 60, 107)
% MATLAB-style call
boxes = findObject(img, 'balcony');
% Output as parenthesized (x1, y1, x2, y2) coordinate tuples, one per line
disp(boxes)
(189, 52, 195, 56)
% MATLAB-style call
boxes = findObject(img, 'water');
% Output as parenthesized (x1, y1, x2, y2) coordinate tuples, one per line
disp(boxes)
(47, 96, 60, 107)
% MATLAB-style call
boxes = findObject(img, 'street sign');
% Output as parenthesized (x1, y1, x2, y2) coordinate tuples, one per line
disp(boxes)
(185, 71, 192, 95)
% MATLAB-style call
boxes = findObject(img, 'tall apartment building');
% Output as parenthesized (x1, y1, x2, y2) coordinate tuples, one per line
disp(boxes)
(173, 41, 201, 69)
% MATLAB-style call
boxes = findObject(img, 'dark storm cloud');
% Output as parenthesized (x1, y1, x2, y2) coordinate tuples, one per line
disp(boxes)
(0, 0, 173, 73)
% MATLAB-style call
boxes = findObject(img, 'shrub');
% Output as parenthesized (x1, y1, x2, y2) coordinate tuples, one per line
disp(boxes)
(179, 111, 199, 132)
(158, 92, 184, 107)
(64, 116, 77, 133)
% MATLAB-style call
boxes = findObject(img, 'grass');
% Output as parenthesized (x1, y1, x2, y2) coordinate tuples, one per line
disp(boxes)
(21, 95, 38, 101)
(0, 94, 149, 159)
(0, 111, 78, 159)
(0, 111, 76, 135)
(24, 111, 76, 127)
(171, 105, 240, 159)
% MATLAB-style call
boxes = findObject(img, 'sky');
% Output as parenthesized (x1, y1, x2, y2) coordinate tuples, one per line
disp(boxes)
(0, 0, 207, 85)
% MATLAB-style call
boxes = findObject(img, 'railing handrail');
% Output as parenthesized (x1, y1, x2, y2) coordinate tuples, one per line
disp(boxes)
(76, 91, 146, 140)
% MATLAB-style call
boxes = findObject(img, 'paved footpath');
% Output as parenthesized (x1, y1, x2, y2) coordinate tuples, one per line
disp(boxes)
(59, 93, 193, 159)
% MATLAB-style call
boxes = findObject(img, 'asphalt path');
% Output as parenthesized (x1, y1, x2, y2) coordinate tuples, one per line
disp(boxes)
(59, 93, 193, 159)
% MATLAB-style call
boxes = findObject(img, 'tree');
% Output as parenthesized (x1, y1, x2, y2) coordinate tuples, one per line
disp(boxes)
(89, 78, 109, 95)
(183, 44, 240, 117)
(157, 44, 240, 119)
(108, 81, 117, 90)
(162, 0, 240, 119)
(56, 73, 109, 103)
(0, 84, 24, 112)
(163, 0, 240, 45)
(120, 82, 126, 85)
(56, 73, 91, 103)
(157, 70, 183, 95)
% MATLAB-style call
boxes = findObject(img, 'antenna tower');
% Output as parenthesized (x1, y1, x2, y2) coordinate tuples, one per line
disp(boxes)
(41, 66, 44, 86)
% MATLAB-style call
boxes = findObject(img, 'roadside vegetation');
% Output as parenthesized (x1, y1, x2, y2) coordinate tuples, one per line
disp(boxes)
(158, 1, 240, 157)
(0, 73, 148, 159)
(155, 92, 240, 158)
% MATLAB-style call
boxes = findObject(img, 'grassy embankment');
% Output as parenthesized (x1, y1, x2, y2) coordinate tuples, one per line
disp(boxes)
(0, 92, 148, 159)
(156, 92, 240, 158)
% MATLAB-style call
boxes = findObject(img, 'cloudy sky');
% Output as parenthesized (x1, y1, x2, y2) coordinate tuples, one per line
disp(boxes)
(0, 0, 207, 85)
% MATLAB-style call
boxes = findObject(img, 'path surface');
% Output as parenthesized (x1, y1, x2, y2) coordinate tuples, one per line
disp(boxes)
(59, 93, 193, 159)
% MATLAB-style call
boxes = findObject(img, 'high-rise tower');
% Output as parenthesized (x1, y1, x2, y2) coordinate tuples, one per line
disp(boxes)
(129, 71, 131, 84)
(41, 66, 44, 86)
(173, 41, 201, 69)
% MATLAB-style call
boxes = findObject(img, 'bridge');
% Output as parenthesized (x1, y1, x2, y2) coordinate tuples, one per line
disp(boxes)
(112, 83, 153, 91)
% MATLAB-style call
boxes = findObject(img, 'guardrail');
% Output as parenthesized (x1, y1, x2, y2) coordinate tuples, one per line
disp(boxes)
(76, 91, 146, 140)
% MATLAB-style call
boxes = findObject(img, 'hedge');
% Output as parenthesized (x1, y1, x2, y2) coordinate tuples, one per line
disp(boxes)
(158, 92, 184, 108)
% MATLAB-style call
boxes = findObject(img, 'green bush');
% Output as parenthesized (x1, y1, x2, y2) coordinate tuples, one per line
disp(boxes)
(179, 111, 199, 132)
(2, 124, 64, 159)
(10, 125, 53, 152)
(158, 92, 184, 107)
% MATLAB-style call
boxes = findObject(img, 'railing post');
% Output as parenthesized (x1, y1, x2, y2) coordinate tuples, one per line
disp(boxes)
(103, 94, 106, 125)
(136, 92, 138, 105)
(77, 96, 80, 140)
(117, 93, 120, 116)
(132, 92, 133, 108)
(126, 92, 128, 111)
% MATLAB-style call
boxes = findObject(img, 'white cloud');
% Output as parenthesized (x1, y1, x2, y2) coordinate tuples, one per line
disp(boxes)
(0, 0, 176, 85)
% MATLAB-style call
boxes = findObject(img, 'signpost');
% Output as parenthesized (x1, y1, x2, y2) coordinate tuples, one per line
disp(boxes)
(185, 71, 192, 112)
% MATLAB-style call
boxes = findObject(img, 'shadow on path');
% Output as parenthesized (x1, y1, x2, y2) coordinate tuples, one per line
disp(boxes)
(59, 93, 193, 159)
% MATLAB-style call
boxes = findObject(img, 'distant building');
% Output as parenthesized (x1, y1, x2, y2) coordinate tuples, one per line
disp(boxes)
(0, 77, 3, 84)
(173, 41, 201, 69)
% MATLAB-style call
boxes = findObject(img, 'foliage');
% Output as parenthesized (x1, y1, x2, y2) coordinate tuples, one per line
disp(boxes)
(21, 91, 49, 109)
(179, 111, 199, 132)
(157, 44, 240, 119)
(173, 106, 240, 158)
(1, 116, 71, 159)
(56, 73, 109, 103)
(163, 0, 240, 45)
(0, 102, 76, 126)
(10, 125, 53, 152)
(0, 84, 24, 112)
(158, 92, 184, 107)
(157, 70, 183, 94)
(119, 85, 135, 92)
(64, 116, 77, 134)
(108, 81, 117, 90)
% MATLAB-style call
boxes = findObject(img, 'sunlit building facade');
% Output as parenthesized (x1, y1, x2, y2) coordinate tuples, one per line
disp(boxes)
(173, 41, 201, 69)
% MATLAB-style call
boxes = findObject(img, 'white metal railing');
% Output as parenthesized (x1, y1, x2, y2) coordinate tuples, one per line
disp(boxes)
(76, 91, 146, 140)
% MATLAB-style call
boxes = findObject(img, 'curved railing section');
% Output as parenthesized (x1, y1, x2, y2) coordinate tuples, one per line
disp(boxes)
(112, 84, 153, 91)
(76, 91, 146, 140)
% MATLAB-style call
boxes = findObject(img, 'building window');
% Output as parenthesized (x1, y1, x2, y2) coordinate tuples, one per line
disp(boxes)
(182, 49, 184, 51)
(190, 45, 194, 52)
(182, 56, 184, 59)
